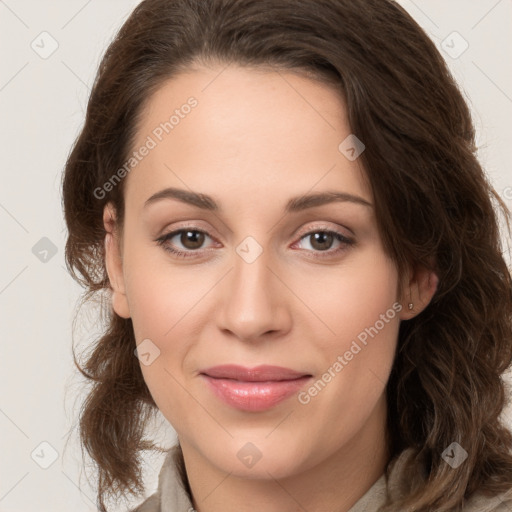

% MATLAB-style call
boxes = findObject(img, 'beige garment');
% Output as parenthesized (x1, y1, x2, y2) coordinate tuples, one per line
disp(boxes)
(131, 445, 512, 512)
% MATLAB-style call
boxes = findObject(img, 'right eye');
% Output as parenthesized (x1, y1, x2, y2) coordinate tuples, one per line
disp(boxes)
(156, 228, 217, 258)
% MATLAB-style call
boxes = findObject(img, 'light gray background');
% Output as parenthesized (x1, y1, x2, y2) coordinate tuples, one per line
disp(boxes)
(1, 1, 511, 511)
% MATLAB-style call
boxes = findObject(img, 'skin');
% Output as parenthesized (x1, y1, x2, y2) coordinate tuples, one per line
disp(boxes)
(103, 63, 438, 512)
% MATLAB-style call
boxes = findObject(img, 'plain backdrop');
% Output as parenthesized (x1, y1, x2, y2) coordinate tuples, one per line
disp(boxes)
(1, 1, 511, 511)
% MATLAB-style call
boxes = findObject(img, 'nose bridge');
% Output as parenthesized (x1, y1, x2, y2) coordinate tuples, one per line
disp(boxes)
(233, 245, 271, 300)
(217, 239, 288, 340)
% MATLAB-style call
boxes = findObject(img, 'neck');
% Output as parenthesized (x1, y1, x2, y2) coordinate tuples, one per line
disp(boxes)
(179, 394, 390, 512)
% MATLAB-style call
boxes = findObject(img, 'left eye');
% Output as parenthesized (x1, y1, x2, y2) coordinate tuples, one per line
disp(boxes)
(294, 230, 352, 252)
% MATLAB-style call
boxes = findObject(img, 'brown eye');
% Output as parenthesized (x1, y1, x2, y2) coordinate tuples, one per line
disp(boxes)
(293, 228, 355, 260)
(179, 230, 205, 249)
(156, 228, 215, 259)
(309, 232, 335, 251)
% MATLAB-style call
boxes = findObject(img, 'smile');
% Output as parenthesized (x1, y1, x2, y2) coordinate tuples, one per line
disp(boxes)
(200, 364, 313, 412)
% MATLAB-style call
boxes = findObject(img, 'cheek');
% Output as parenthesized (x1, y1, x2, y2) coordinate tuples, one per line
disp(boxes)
(123, 239, 206, 341)
(294, 249, 400, 418)
(122, 241, 217, 410)
(299, 255, 401, 436)
(125, 260, 201, 427)
(299, 248, 400, 351)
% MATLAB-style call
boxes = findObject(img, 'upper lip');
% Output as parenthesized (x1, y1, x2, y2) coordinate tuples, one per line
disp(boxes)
(200, 364, 311, 382)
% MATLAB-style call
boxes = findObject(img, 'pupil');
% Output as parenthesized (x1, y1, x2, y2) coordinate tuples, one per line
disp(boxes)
(311, 232, 333, 251)
(181, 230, 204, 249)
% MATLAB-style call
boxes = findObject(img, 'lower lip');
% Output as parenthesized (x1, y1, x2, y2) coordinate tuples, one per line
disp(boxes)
(201, 375, 312, 412)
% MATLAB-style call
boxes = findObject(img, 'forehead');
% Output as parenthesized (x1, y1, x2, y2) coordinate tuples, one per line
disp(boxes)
(123, 65, 371, 209)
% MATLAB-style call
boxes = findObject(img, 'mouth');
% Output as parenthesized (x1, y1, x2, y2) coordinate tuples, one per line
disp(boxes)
(201, 364, 311, 381)
(199, 364, 313, 411)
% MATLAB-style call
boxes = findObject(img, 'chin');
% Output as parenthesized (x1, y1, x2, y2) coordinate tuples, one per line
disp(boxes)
(201, 435, 312, 480)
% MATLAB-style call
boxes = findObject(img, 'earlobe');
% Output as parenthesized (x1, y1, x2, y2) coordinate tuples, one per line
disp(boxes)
(103, 203, 131, 319)
(399, 264, 439, 320)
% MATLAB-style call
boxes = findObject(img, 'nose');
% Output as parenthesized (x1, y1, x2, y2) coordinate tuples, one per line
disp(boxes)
(216, 247, 292, 343)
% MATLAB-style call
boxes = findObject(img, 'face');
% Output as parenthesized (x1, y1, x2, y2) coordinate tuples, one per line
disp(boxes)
(103, 64, 427, 480)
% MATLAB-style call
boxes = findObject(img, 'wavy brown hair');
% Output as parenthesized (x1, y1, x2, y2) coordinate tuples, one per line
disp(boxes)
(61, 0, 512, 510)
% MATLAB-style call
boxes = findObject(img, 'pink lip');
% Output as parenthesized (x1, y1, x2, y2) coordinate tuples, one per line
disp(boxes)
(200, 365, 312, 412)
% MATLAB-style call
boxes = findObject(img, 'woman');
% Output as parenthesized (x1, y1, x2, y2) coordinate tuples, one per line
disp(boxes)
(61, 0, 512, 510)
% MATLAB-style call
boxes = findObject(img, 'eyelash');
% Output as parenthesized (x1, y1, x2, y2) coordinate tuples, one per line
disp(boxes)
(155, 226, 355, 260)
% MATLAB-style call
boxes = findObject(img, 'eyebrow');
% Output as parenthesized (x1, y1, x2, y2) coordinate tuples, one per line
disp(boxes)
(143, 187, 373, 212)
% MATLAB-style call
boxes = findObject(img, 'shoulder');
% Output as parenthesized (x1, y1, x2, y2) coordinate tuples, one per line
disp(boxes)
(128, 492, 160, 512)
(128, 444, 192, 512)
(463, 487, 512, 512)
(387, 448, 512, 512)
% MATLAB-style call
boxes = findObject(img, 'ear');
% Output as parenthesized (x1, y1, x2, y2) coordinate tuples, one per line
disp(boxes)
(103, 202, 131, 319)
(399, 263, 439, 321)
